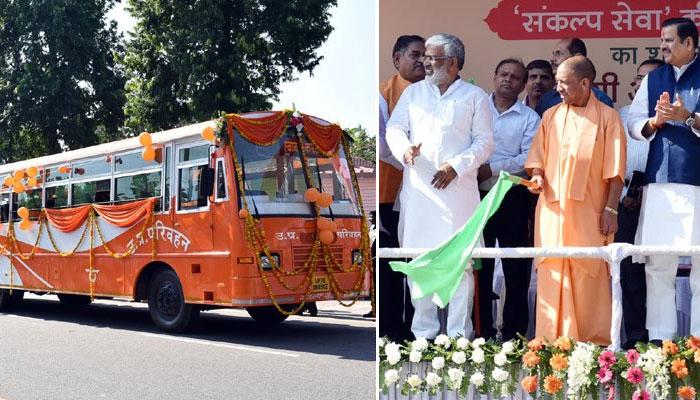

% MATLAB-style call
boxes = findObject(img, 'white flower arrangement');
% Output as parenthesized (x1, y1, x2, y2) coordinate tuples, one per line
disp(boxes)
(638, 347, 671, 399)
(456, 337, 470, 350)
(469, 372, 485, 387)
(447, 367, 465, 390)
(452, 351, 467, 365)
(492, 367, 509, 383)
(471, 348, 485, 364)
(409, 350, 422, 363)
(494, 352, 508, 367)
(385, 342, 402, 366)
(566, 342, 597, 398)
(501, 340, 514, 354)
(412, 337, 429, 352)
(425, 372, 442, 387)
(406, 374, 423, 390)
(384, 369, 400, 386)
(472, 337, 486, 348)
(434, 334, 451, 348)
(431, 356, 445, 370)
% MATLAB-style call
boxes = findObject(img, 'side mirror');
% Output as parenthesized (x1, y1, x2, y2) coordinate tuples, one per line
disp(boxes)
(199, 166, 215, 198)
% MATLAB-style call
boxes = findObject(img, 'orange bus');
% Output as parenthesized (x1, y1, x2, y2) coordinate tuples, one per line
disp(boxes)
(0, 111, 372, 332)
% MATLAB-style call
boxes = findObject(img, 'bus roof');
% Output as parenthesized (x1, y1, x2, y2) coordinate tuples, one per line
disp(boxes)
(0, 120, 217, 175)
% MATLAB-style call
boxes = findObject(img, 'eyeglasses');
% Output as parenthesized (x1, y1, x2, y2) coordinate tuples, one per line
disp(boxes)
(422, 55, 453, 62)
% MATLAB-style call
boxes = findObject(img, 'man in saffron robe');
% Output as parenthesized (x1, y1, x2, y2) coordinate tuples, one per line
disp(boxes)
(525, 56, 626, 344)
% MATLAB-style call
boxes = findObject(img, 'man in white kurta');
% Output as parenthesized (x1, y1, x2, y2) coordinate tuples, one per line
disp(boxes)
(386, 33, 493, 339)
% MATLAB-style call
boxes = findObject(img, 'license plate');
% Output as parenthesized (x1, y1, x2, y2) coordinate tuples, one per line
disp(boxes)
(311, 275, 330, 292)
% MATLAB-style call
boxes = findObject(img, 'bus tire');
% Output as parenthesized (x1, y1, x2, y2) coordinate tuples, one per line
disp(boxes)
(57, 294, 93, 306)
(246, 304, 299, 324)
(148, 270, 199, 332)
(0, 289, 23, 311)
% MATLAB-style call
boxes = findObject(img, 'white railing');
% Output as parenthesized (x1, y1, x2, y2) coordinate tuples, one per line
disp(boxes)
(379, 244, 700, 350)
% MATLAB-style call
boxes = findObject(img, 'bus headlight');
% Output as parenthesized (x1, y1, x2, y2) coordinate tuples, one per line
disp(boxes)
(352, 249, 363, 265)
(259, 253, 280, 270)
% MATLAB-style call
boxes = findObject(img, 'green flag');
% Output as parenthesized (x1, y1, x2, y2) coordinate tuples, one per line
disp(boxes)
(390, 171, 519, 308)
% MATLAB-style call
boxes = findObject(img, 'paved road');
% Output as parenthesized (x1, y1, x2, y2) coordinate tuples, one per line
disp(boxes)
(0, 294, 375, 400)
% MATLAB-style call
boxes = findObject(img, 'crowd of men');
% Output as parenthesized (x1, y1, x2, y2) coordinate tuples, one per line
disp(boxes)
(378, 17, 700, 348)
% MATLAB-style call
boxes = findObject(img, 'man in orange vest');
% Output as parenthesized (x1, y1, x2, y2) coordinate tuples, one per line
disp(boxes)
(378, 35, 425, 341)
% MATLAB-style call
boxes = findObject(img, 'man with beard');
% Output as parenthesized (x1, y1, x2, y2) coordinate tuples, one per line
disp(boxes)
(378, 34, 425, 341)
(523, 59, 554, 110)
(615, 58, 663, 349)
(386, 33, 493, 339)
(526, 56, 626, 344)
(627, 17, 700, 342)
(475, 58, 540, 340)
(535, 38, 614, 116)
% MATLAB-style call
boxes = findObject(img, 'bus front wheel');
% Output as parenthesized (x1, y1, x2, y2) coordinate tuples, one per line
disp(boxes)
(148, 269, 199, 332)
(0, 289, 23, 311)
(246, 304, 300, 324)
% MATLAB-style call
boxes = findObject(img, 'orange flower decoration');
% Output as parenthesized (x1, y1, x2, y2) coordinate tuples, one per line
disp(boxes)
(672, 358, 689, 379)
(522, 351, 541, 368)
(553, 336, 572, 352)
(688, 336, 700, 351)
(663, 340, 680, 355)
(521, 376, 538, 393)
(528, 338, 544, 352)
(544, 375, 563, 395)
(694, 350, 700, 364)
(678, 386, 696, 400)
(550, 354, 569, 371)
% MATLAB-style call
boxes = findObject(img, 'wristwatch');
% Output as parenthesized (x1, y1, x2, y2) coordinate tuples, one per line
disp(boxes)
(686, 111, 697, 128)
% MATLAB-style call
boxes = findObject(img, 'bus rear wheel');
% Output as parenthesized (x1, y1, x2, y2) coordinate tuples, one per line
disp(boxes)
(148, 270, 199, 332)
(57, 294, 93, 306)
(0, 289, 23, 311)
(246, 304, 300, 324)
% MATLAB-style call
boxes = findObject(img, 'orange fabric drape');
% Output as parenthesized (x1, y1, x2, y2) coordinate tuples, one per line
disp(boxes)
(44, 205, 92, 232)
(301, 113, 342, 156)
(93, 198, 156, 227)
(228, 112, 288, 146)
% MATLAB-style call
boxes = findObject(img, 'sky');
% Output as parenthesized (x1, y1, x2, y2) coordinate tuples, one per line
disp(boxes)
(107, 1, 377, 135)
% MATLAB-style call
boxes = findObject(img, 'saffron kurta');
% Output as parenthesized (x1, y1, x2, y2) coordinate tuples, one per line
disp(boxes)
(525, 94, 626, 345)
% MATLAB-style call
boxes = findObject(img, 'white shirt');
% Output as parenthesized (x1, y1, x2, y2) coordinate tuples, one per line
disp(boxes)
(386, 78, 493, 248)
(479, 93, 540, 190)
(619, 105, 649, 199)
(628, 56, 700, 141)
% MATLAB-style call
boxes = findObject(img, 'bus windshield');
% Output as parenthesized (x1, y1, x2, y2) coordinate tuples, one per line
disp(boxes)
(234, 130, 361, 217)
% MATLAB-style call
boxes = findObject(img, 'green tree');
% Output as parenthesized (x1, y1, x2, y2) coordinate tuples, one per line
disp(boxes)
(346, 126, 375, 163)
(123, 0, 336, 134)
(0, 0, 126, 163)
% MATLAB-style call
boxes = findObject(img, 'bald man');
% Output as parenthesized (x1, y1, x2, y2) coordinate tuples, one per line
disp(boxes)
(526, 56, 626, 345)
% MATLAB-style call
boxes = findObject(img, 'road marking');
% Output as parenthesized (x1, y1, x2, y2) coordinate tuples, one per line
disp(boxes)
(140, 333, 300, 357)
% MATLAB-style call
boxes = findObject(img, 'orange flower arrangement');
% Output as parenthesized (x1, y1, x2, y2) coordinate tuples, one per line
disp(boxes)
(521, 376, 538, 393)
(663, 339, 680, 355)
(672, 358, 689, 379)
(553, 336, 572, 352)
(695, 350, 700, 363)
(678, 386, 696, 400)
(522, 351, 541, 368)
(544, 375, 563, 395)
(527, 338, 544, 352)
(688, 336, 700, 351)
(550, 353, 569, 371)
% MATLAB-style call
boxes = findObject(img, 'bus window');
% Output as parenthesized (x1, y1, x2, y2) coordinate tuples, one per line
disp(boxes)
(115, 172, 162, 202)
(72, 179, 111, 205)
(216, 158, 227, 200)
(163, 146, 171, 211)
(176, 144, 209, 211)
(305, 143, 360, 217)
(0, 193, 9, 223)
(114, 149, 163, 173)
(14, 189, 42, 220)
(71, 157, 111, 178)
(178, 165, 208, 210)
(45, 166, 70, 184)
(45, 185, 69, 208)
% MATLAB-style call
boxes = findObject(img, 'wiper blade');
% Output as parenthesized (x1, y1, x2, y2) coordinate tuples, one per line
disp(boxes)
(240, 156, 260, 217)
